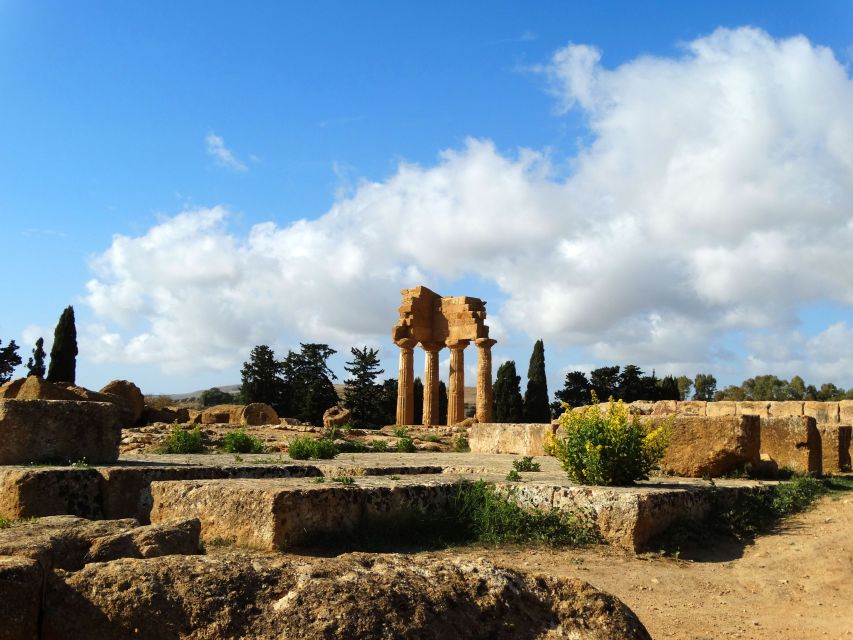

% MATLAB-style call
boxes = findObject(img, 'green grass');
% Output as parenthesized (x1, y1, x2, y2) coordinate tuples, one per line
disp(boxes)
(423, 434, 441, 443)
(392, 426, 408, 438)
(157, 425, 205, 454)
(221, 428, 266, 454)
(0, 516, 11, 529)
(287, 437, 338, 460)
(248, 456, 289, 465)
(396, 436, 416, 453)
(512, 456, 541, 472)
(370, 439, 389, 452)
(332, 475, 355, 485)
(452, 433, 470, 452)
(505, 468, 522, 482)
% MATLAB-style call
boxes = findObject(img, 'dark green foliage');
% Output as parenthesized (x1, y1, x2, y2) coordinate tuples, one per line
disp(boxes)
(0, 339, 22, 383)
(46, 306, 78, 384)
(332, 475, 355, 485)
(616, 364, 645, 402)
(554, 371, 592, 408)
(589, 366, 620, 400)
(412, 377, 424, 425)
(200, 387, 238, 407)
(693, 373, 717, 400)
(287, 436, 337, 460)
(523, 339, 550, 423)
(505, 468, 521, 481)
(342, 346, 385, 428)
(396, 436, 416, 453)
(494, 361, 524, 423)
(676, 375, 693, 400)
(452, 432, 469, 452)
(512, 456, 541, 472)
(370, 439, 389, 452)
(239, 345, 284, 409)
(157, 425, 205, 454)
(378, 378, 398, 426)
(281, 343, 339, 426)
(25, 337, 46, 379)
(221, 428, 265, 454)
(656, 375, 681, 401)
(438, 380, 448, 424)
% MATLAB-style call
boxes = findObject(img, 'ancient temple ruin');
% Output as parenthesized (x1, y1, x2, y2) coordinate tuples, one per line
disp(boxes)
(392, 286, 495, 426)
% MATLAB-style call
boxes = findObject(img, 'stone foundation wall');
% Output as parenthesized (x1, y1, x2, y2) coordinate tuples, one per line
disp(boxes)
(468, 423, 556, 456)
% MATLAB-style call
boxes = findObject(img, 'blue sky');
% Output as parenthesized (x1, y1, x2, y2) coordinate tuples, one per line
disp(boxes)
(2, 2, 853, 395)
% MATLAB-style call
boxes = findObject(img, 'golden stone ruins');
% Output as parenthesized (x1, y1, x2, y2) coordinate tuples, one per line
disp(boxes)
(391, 286, 495, 426)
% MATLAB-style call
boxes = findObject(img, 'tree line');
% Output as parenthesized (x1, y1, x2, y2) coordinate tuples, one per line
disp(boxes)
(0, 305, 78, 384)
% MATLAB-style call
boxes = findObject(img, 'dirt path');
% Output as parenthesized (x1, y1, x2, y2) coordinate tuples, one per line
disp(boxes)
(435, 493, 853, 639)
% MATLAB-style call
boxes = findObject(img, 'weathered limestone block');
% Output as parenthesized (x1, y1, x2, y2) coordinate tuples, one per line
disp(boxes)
(0, 555, 41, 640)
(767, 401, 804, 418)
(651, 400, 677, 415)
(0, 467, 103, 520)
(705, 401, 737, 417)
(760, 416, 822, 476)
(736, 401, 770, 418)
(627, 401, 654, 415)
(99, 380, 145, 424)
(150, 479, 460, 550)
(653, 415, 761, 477)
(85, 518, 201, 563)
(468, 423, 556, 456)
(239, 402, 278, 426)
(0, 376, 80, 401)
(804, 401, 839, 426)
(200, 404, 244, 424)
(839, 401, 853, 426)
(675, 401, 706, 416)
(818, 425, 852, 474)
(322, 405, 351, 429)
(41, 553, 651, 640)
(0, 399, 122, 465)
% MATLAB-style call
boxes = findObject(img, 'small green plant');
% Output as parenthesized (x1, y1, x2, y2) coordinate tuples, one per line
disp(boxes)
(332, 475, 355, 485)
(424, 434, 441, 443)
(312, 477, 326, 484)
(512, 456, 541, 472)
(452, 432, 469, 452)
(222, 428, 266, 454)
(392, 426, 408, 438)
(390, 475, 400, 481)
(370, 439, 389, 452)
(157, 424, 205, 454)
(546, 394, 669, 486)
(0, 516, 11, 529)
(288, 436, 338, 460)
(396, 436, 416, 453)
(505, 468, 522, 481)
(233, 454, 243, 463)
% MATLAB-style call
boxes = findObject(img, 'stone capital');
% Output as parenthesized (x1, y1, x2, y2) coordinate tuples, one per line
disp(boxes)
(394, 337, 418, 350)
(445, 339, 470, 350)
(420, 341, 444, 353)
(474, 338, 497, 350)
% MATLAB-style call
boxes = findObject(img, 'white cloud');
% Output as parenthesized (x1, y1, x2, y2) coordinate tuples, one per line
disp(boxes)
(85, 28, 853, 383)
(205, 132, 247, 172)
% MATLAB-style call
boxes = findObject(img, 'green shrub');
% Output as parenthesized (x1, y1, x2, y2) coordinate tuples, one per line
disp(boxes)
(396, 436, 416, 453)
(392, 426, 408, 438)
(221, 428, 266, 454)
(0, 517, 11, 529)
(452, 432, 470, 452)
(370, 439, 389, 452)
(288, 436, 338, 460)
(512, 456, 541, 472)
(424, 434, 441, 443)
(157, 424, 205, 454)
(505, 468, 522, 481)
(332, 475, 355, 485)
(546, 395, 669, 486)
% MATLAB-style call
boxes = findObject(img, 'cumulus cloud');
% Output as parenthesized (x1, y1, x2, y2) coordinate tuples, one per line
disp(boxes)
(85, 28, 853, 381)
(205, 132, 247, 172)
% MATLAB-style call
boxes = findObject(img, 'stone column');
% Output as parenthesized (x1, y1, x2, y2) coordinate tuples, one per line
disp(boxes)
(395, 338, 417, 426)
(475, 338, 497, 423)
(446, 339, 469, 425)
(421, 342, 443, 426)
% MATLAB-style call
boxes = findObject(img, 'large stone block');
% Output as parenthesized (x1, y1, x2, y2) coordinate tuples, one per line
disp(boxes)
(817, 425, 852, 474)
(839, 401, 853, 426)
(736, 401, 770, 418)
(675, 401, 706, 416)
(0, 468, 103, 520)
(468, 423, 556, 456)
(0, 399, 122, 465)
(651, 400, 677, 415)
(654, 415, 761, 477)
(804, 401, 839, 426)
(760, 416, 822, 476)
(705, 401, 737, 417)
(767, 401, 804, 418)
(0, 555, 41, 640)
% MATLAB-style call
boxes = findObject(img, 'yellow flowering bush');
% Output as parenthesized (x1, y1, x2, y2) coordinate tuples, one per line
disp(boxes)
(546, 393, 670, 485)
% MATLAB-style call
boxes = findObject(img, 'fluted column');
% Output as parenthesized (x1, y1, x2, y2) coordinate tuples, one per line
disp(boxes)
(447, 339, 469, 425)
(475, 338, 497, 423)
(421, 342, 443, 426)
(395, 338, 417, 426)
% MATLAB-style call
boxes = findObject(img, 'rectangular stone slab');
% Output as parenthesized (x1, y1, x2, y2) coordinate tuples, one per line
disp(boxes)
(469, 423, 556, 456)
(817, 425, 852, 474)
(760, 416, 821, 476)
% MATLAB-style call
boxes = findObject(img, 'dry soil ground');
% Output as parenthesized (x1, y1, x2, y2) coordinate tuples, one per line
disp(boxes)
(437, 491, 853, 639)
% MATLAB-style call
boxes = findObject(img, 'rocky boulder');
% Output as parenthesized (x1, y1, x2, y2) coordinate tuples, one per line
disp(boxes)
(323, 404, 351, 429)
(0, 399, 123, 465)
(42, 552, 650, 639)
(200, 403, 244, 425)
(652, 415, 761, 477)
(100, 380, 145, 424)
(0, 376, 79, 401)
(239, 402, 279, 426)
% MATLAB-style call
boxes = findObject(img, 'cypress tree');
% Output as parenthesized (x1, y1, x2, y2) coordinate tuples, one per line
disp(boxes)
(523, 339, 550, 423)
(438, 380, 448, 424)
(494, 360, 524, 423)
(47, 306, 78, 384)
(26, 337, 47, 378)
(412, 377, 424, 425)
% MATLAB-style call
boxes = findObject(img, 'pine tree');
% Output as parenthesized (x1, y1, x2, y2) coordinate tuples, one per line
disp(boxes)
(343, 346, 385, 428)
(0, 339, 22, 383)
(240, 345, 284, 409)
(26, 337, 46, 378)
(281, 343, 338, 426)
(523, 339, 550, 423)
(494, 361, 524, 423)
(555, 371, 592, 408)
(47, 306, 78, 383)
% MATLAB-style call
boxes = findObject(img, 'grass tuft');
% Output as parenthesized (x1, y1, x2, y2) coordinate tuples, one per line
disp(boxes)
(157, 424, 205, 454)
(288, 437, 337, 460)
(221, 428, 266, 454)
(512, 456, 541, 472)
